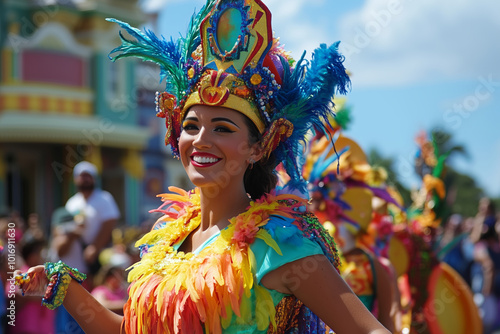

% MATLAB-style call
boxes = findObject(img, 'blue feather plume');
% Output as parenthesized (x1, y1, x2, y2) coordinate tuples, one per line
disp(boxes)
(107, 19, 186, 95)
(309, 146, 349, 182)
(273, 42, 351, 190)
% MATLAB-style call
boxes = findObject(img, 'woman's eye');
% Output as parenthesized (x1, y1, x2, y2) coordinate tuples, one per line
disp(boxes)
(214, 126, 235, 133)
(182, 123, 198, 131)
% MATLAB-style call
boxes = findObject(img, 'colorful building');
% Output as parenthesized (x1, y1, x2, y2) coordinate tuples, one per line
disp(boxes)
(0, 0, 187, 231)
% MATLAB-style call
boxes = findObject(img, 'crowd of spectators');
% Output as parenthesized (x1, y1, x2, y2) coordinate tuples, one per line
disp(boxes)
(436, 198, 500, 333)
(0, 193, 499, 333)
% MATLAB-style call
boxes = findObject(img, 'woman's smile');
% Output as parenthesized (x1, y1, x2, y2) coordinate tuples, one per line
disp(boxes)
(190, 152, 222, 167)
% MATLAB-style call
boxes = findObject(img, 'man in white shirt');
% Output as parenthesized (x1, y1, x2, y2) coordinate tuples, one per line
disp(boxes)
(50, 161, 120, 334)
(51, 161, 120, 277)
(64, 161, 120, 276)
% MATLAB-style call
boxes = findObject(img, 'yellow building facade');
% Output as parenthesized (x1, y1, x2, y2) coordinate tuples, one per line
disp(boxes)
(0, 0, 161, 229)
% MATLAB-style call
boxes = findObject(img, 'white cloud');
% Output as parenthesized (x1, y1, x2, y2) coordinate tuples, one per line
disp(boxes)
(148, 0, 500, 87)
(140, 0, 202, 13)
(337, 0, 500, 86)
(265, 0, 327, 19)
(264, 0, 331, 59)
(264, 0, 306, 18)
(140, 0, 170, 13)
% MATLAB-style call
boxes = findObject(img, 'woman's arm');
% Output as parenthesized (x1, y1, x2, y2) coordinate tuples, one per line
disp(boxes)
(91, 288, 127, 315)
(261, 254, 390, 334)
(64, 280, 123, 333)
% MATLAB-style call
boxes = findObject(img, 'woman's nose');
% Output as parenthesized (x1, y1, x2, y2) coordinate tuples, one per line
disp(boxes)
(192, 127, 212, 148)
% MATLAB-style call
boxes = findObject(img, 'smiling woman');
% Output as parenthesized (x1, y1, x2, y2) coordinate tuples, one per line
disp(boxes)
(14, 0, 391, 333)
(179, 105, 258, 194)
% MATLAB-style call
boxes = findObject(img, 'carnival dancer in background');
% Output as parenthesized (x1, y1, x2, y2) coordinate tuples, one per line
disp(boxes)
(14, 0, 390, 333)
(390, 131, 482, 334)
(302, 114, 402, 333)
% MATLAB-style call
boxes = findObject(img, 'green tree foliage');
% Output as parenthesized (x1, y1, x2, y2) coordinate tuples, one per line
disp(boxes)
(490, 197, 500, 215)
(430, 128, 467, 166)
(430, 128, 486, 218)
(367, 127, 488, 218)
(444, 168, 483, 218)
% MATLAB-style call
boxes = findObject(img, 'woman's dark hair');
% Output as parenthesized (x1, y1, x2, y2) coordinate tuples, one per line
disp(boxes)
(243, 116, 277, 199)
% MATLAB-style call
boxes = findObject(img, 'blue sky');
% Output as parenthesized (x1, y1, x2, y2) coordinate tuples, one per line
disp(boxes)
(142, 0, 500, 198)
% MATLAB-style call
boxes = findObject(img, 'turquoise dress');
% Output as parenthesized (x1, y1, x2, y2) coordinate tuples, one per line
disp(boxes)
(174, 214, 329, 333)
(125, 189, 340, 334)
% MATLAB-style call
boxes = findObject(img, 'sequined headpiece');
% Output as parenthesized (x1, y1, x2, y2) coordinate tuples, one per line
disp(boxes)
(108, 0, 350, 185)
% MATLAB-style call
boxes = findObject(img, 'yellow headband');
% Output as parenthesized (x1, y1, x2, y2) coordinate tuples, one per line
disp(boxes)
(182, 69, 266, 133)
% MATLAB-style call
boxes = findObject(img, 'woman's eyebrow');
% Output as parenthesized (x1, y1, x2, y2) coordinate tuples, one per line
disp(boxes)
(184, 116, 198, 122)
(212, 117, 240, 128)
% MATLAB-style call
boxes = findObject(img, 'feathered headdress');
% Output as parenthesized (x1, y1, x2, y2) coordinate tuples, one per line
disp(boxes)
(108, 0, 350, 187)
(303, 133, 405, 232)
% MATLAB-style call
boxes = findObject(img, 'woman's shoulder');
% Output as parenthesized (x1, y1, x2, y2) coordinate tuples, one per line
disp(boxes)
(252, 191, 341, 268)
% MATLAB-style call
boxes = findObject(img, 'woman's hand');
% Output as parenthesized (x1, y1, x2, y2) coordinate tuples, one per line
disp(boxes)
(17, 264, 123, 333)
(14, 265, 48, 297)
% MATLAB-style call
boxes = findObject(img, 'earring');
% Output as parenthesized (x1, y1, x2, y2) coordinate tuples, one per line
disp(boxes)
(248, 157, 255, 169)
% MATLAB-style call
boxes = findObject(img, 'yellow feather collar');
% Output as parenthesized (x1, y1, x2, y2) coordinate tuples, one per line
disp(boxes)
(122, 187, 305, 334)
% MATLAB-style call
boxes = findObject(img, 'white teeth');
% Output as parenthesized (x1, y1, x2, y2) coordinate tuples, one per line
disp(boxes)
(192, 156, 219, 164)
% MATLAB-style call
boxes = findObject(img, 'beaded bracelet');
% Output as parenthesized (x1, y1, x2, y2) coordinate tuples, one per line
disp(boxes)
(42, 261, 87, 310)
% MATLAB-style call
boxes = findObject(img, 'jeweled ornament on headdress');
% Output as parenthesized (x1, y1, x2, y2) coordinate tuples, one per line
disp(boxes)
(183, 0, 282, 131)
(203, 0, 271, 72)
